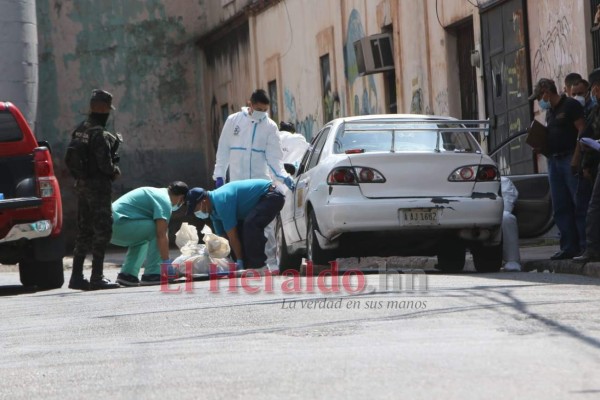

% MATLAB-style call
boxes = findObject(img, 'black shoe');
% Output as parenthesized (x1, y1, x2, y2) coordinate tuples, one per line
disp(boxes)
(68, 275, 90, 291)
(116, 272, 140, 287)
(140, 274, 162, 286)
(89, 276, 120, 290)
(550, 250, 577, 260)
(573, 250, 600, 263)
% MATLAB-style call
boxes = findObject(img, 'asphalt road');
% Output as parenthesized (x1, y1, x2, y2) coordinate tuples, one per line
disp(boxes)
(1, 267, 600, 400)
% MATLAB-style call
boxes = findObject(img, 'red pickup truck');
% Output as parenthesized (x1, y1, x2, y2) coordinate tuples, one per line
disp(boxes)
(0, 102, 64, 289)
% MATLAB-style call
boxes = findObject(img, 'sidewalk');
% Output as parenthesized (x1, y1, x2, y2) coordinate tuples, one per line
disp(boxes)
(63, 243, 600, 279)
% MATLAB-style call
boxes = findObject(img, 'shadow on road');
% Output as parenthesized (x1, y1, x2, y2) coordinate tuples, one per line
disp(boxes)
(0, 284, 40, 297)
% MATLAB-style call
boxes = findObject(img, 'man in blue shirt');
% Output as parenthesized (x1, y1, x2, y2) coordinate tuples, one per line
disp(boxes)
(186, 179, 285, 270)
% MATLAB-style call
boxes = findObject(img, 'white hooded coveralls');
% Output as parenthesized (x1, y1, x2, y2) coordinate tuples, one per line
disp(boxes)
(213, 107, 289, 183)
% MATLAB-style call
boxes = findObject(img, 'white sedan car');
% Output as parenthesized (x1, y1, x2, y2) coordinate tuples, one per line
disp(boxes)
(276, 114, 504, 273)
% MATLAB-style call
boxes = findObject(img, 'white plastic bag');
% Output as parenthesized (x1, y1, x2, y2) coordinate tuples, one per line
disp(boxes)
(202, 225, 230, 258)
(175, 222, 199, 249)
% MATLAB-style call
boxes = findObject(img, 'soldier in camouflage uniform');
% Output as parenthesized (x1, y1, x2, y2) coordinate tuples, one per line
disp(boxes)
(574, 69, 600, 262)
(68, 89, 122, 290)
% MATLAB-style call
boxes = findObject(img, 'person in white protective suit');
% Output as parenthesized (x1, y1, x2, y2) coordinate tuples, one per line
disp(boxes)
(278, 121, 310, 171)
(501, 177, 522, 272)
(213, 89, 295, 272)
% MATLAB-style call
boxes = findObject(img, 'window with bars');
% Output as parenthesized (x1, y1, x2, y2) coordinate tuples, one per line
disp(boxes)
(592, 0, 600, 68)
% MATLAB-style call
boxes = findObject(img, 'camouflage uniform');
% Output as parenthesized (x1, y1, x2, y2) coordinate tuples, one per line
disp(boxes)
(73, 119, 121, 265)
(579, 103, 600, 257)
(68, 108, 122, 293)
(582, 105, 600, 178)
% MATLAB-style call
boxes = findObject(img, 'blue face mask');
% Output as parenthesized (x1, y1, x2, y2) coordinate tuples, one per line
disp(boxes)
(539, 98, 551, 110)
(592, 94, 598, 107)
(194, 210, 210, 219)
(172, 201, 182, 212)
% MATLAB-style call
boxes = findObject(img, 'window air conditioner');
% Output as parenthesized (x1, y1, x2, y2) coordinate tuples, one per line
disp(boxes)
(353, 33, 395, 76)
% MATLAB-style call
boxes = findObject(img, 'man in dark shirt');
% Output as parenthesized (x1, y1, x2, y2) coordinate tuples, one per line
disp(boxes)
(574, 68, 600, 262)
(529, 78, 586, 260)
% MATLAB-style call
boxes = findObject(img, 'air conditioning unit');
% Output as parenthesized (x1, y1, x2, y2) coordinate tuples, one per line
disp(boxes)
(354, 33, 395, 76)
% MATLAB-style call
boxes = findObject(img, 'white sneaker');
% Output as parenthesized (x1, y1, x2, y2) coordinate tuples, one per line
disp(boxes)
(503, 261, 521, 272)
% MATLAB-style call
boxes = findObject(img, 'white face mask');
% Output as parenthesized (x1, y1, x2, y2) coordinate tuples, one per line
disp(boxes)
(252, 110, 267, 121)
(574, 95, 586, 107)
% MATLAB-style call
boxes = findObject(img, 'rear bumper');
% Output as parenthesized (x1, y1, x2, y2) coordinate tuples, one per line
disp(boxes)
(315, 196, 503, 239)
(0, 220, 52, 244)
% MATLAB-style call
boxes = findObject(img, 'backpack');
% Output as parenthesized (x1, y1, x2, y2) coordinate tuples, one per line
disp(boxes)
(64, 124, 100, 179)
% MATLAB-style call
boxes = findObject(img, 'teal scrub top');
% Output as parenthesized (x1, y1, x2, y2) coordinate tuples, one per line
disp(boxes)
(113, 187, 172, 222)
(209, 179, 272, 235)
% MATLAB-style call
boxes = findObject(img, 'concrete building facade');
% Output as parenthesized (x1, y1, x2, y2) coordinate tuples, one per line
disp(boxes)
(198, 0, 599, 176)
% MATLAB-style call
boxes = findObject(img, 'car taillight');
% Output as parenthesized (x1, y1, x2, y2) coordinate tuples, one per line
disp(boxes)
(327, 167, 385, 185)
(476, 165, 498, 181)
(34, 147, 56, 197)
(328, 167, 357, 185)
(448, 165, 499, 182)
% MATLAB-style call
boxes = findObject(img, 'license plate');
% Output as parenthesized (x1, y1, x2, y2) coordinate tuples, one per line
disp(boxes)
(400, 208, 439, 226)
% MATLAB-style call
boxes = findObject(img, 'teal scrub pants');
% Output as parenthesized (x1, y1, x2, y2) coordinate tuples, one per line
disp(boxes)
(110, 218, 161, 276)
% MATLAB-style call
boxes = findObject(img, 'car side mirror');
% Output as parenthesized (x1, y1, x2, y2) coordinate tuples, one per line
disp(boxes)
(284, 163, 297, 176)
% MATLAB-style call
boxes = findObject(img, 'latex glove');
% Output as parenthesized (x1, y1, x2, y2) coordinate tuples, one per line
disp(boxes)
(235, 259, 244, 271)
(160, 259, 178, 280)
(215, 177, 224, 188)
(283, 176, 296, 191)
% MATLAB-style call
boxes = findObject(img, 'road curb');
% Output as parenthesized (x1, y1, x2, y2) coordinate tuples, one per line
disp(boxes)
(524, 260, 600, 279)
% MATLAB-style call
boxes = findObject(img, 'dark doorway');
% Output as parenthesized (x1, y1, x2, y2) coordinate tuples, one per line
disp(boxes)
(456, 20, 478, 121)
(591, 0, 600, 68)
(481, 0, 532, 175)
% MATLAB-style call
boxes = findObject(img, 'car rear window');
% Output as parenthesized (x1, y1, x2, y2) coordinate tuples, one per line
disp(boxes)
(0, 110, 24, 142)
(334, 123, 481, 154)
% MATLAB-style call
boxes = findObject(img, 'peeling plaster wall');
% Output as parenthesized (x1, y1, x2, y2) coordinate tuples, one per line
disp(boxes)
(36, 0, 207, 244)
(528, 0, 588, 88)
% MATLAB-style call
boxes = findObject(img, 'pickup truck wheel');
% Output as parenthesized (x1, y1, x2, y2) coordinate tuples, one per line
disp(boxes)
(437, 239, 466, 273)
(471, 242, 502, 273)
(276, 216, 302, 271)
(19, 258, 64, 289)
(307, 210, 334, 266)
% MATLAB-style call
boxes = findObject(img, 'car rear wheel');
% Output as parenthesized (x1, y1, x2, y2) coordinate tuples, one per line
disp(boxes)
(437, 238, 466, 272)
(276, 216, 302, 271)
(471, 242, 502, 273)
(307, 210, 334, 266)
(19, 258, 64, 289)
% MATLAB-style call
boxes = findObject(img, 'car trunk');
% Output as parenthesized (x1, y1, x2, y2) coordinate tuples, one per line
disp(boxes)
(347, 152, 485, 198)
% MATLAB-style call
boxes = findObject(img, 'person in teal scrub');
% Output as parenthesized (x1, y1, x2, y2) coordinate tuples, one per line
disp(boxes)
(111, 181, 189, 286)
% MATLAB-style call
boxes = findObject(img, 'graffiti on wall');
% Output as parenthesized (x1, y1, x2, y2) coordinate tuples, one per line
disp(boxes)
(344, 9, 380, 116)
(532, 16, 574, 85)
(435, 90, 449, 116)
(411, 88, 423, 114)
(284, 88, 317, 140)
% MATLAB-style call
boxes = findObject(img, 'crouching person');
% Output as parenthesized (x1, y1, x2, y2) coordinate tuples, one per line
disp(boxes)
(502, 177, 522, 272)
(111, 181, 189, 286)
(186, 179, 285, 272)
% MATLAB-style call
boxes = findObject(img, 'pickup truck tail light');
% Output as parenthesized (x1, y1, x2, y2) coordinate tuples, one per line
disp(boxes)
(33, 147, 55, 197)
(448, 165, 499, 182)
(327, 167, 386, 185)
(33, 146, 63, 235)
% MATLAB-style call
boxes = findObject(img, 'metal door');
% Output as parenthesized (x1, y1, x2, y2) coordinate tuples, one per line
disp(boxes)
(481, 0, 532, 175)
